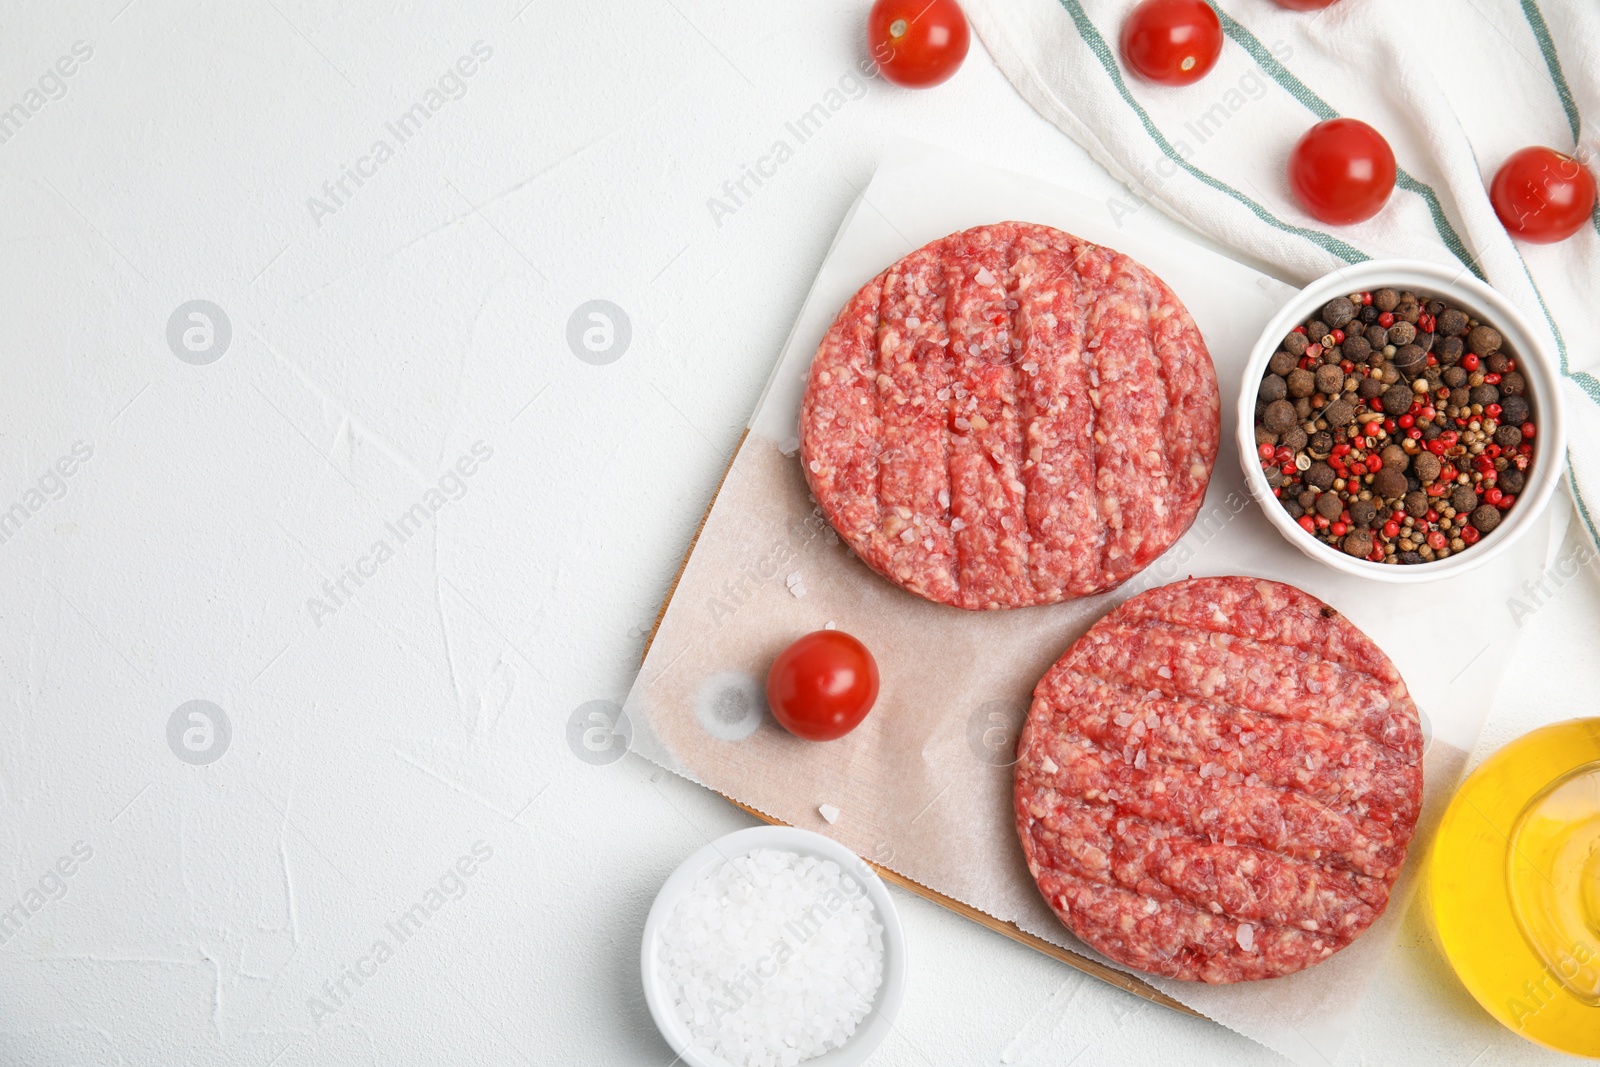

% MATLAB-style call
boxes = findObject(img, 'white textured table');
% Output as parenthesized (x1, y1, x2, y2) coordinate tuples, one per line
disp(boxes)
(1, 3, 1594, 1064)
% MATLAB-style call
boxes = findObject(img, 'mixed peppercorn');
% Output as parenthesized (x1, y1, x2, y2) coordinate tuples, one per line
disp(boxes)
(1254, 289, 1536, 565)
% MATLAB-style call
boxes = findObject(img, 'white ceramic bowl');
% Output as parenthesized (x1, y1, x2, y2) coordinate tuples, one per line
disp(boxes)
(640, 825, 907, 1067)
(1237, 259, 1567, 583)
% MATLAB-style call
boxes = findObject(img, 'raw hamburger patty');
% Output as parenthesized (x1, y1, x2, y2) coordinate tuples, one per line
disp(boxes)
(798, 222, 1218, 610)
(1014, 576, 1423, 983)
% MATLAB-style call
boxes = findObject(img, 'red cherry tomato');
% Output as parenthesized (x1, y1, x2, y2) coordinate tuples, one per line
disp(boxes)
(1287, 118, 1397, 225)
(1490, 146, 1597, 244)
(867, 0, 970, 89)
(766, 630, 880, 741)
(1120, 0, 1223, 87)
(1272, 0, 1340, 9)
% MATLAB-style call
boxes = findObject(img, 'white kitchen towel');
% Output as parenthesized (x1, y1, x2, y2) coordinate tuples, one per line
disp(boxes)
(966, 0, 1600, 551)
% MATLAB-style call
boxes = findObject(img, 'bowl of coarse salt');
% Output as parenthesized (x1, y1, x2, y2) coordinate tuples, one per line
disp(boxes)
(641, 825, 907, 1067)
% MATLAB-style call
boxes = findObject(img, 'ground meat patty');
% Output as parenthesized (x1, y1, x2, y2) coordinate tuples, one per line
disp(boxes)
(799, 222, 1219, 610)
(1013, 576, 1422, 983)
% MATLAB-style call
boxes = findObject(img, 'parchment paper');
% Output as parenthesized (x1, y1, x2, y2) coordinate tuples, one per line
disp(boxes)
(624, 139, 1563, 1065)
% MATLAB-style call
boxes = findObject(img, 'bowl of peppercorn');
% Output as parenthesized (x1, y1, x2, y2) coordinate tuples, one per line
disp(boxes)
(1239, 259, 1566, 582)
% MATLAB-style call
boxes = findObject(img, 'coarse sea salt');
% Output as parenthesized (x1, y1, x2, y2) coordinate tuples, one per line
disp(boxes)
(657, 848, 884, 1067)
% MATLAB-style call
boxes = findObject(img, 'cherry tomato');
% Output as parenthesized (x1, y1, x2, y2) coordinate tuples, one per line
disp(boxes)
(1120, 0, 1223, 87)
(1490, 146, 1597, 244)
(1287, 118, 1397, 225)
(868, 0, 970, 89)
(766, 630, 879, 741)
(1272, 0, 1340, 9)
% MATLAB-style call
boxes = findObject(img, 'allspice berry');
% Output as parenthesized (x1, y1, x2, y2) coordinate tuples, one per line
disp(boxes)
(1282, 332, 1309, 357)
(1268, 350, 1297, 375)
(1451, 486, 1477, 513)
(1342, 530, 1374, 557)
(1372, 466, 1408, 499)
(1287, 367, 1316, 398)
(1306, 461, 1337, 491)
(1322, 297, 1357, 329)
(1438, 308, 1470, 336)
(1498, 468, 1527, 495)
(1323, 397, 1357, 427)
(1467, 325, 1501, 355)
(1374, 288, 1400, 312)
(1392, 344, 1427, 375)
(1259, 375, 1288, 403)
(1316, 490, 1344, 519)
(1382, 384, 1415, 415)
(1471, 504, 1502, 534)
(1413, 451, 1442, 483)
(1315, 364, 1345, 395)
(1387, 320, 1417, 346)
(1263, 399, 1298, 434)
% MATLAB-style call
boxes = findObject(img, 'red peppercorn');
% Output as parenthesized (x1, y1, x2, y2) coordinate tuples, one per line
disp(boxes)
(1425, 508, 1439, 523)
(1315, 514, 1331, 529)
(1398, 413, 1414, 429)
(1331, 521, 1348, 537)
(1378, 312, 1395, 328)
(1427, 483, 1448, 497)
(1428, 440, 1447, 455)
(1298, 515, 1317, 533)
(1408, 427, 1423, 440)
(1349, 462, 1367, 476)
(1483, 372, 1502, 385)
(1440, 464, 1458, 482)
(1428, 531, 1447, 550)
(1275, 446, 1293, 462)
(1382, 521, 1400, 538)
(1461, 525, 1480, 544)
(1332, 329, 1346, 344)
(1486, 403, 1502, 418)
(1340, 509, 1352, 524)
(1392, 509, 1407, 520)
(1461, 352, 1480, 371)
(1293, 325, 1307, 335)
(1306, 343, 1324, 359)
(1368, 455, 1384, 472)
(1440, 430, 1459, 446)
(1281, 462, 1298, 476)
(1475, 455, 1495, 473)
(1485, 487, 1504, 506)
(1273, 486, 1283, 497)
(1361, 292, 1373, 306)
(1486, 443, 1502, 458)
(1258, 443, 1276, 460)
(1505, 359, 1516, 372)
(1522, 421, 1536, 439)
(1383, 418, 1397, 432)
(1426, 353, 1439, 366)
(1334, 442, 1352, 456)
(1519, 442, 1534, 455)
(1340, 359, 1355, 373)
(1499, 493, 1516, 509)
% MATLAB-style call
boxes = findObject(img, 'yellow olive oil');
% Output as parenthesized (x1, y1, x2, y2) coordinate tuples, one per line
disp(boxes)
(1430, 718, 1600, 1056)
